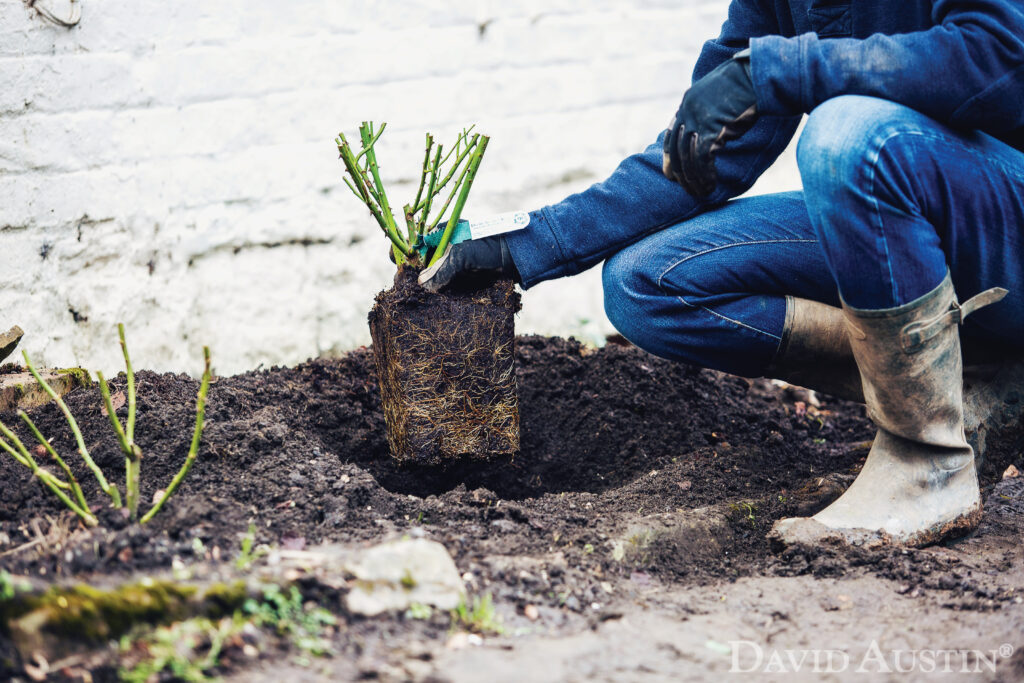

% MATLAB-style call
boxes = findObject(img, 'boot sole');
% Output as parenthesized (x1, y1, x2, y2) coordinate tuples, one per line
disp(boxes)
(902, 500, 983, 547)
(769, 500, 983, 550)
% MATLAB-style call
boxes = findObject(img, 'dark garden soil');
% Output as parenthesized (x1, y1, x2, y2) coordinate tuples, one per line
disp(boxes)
(1, 335, 1022, 681)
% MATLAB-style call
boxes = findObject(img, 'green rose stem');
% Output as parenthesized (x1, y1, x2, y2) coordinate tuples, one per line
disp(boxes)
(1, 328, 211, 526)
(428, 136, 490, 267)
(0, 418, 96, 526)
(359, 122, 407, 261)
(141, 346, 211, 524)
(336, 123, 411, 263)
(18, 409, 89, 512)
(97, 324, 142, 520)
(409, 133, 435, 242)
(425, 137, 482, 234)
(337, 122, 488, 266)
(417, 143, 445, 238)
(416, 132, 480, 215)
(23, 350, 122, 508)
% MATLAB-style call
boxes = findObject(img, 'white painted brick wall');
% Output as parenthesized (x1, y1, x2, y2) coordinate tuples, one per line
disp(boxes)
(0, 0, 800, 376)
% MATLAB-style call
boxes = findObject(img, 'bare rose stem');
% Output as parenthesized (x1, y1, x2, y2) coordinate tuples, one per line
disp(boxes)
(23, 350, 122, 508)
(358, 121, 408, 264)
(0, 418, 97, 526)
(417, 143, 444, 238)
(1, 329, 211, 527)
(18, 409, 89, 512)
(424, 135, 482, 234)
(336, 123, 412, 263)
(408, 133, 435, 242)
(337, 122, 487, 267)
(120, 323, 137, 446)
(418, 131, 480, 221)
(97, 324, 142, 520)
(140, 346, 211, 524)
(428, 136, 490, 267)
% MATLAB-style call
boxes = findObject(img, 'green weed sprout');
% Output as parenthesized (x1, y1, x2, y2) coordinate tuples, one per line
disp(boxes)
(120, 586, 338, 679)
(0, 325, 212, 526)
(450, 593, 504, 635)
(243, 585, 337, 656)
(119, 615, 244, 683)
(336, 121, 489, 268)
(235, 523, 269, 571)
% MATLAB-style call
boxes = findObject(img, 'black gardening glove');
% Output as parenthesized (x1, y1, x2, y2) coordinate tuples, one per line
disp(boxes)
(663, 49, 758, 198)
(418, 235, 520, 293)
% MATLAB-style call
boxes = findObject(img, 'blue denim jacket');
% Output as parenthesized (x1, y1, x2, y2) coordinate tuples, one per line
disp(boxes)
(506, 0, 1024, 287)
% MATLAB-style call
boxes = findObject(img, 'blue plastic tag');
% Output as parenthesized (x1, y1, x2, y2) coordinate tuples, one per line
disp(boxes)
(414, 219, 473, 260)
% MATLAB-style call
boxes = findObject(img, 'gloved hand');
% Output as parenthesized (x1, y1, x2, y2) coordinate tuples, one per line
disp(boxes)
(418, 234, 520, 293)
(663, 49, 758, 198)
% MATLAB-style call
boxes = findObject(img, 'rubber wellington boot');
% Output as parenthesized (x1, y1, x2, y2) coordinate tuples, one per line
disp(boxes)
(765, 298, 1024, 469)
(771, 274, 1006, 547)
(764, 296, 863, 402)
(961, 349, 1024, 467)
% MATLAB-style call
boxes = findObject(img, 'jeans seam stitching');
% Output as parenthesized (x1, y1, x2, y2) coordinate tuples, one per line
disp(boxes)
(877, 129, 1024, 185)
(675, 295, 783, 341)
(866, 128, 970, 304)
(598, 206, 707, 270)
(656, 238, 819, 289)
(533, 205, 708, 284)
(867, 130, 902, 304)
(856, 125, 1024, 306)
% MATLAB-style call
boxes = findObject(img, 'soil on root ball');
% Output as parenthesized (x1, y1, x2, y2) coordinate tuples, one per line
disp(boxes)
(369, 269, 521, 466)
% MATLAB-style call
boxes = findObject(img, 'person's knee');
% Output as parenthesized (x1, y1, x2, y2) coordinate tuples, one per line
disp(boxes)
(603, 241, 722, 359)
(797, 95, 915, 198)
(602, 249, 662, 349)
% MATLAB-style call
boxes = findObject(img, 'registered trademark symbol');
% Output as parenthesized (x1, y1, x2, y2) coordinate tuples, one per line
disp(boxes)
(999, 644, 1014, 658)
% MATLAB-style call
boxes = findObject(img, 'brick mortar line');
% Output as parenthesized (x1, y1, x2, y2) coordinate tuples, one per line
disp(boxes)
(0, 4, 720, 58)
(0, 52, 689, 124)
(0, 95, 673, 178)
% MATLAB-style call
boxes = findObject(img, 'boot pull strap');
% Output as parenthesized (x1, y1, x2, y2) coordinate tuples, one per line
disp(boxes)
(901, 287, 1008, 353)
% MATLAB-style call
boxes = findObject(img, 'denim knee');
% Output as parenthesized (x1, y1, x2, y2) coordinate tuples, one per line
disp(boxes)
(602, 248, 662, 350)
(796, 95, 916, 203)
(797, 95, 953, 307)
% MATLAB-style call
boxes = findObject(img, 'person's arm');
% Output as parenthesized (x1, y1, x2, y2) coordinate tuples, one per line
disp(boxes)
(751, 0, 1024, 133)
(506, 0, 801, 288)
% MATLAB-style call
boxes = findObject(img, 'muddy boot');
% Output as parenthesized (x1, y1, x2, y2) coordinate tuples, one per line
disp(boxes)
(765, 298, 1024, 468)
(764, 297, 863, 402)
(962, 350, 1024, 468)
(771, 274, 1006, 547)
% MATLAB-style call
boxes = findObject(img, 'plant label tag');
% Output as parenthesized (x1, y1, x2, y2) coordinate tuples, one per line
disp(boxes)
(468, 211, 530, 240)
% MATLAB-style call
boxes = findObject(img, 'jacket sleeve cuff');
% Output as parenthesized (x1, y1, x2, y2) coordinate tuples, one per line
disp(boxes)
(502, 208, 569, 289)
(750, 33, 811, 117)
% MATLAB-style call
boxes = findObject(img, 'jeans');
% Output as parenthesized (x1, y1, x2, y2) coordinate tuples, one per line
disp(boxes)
(801, 96, 1024, 311)
(515, 95, 1024, 377)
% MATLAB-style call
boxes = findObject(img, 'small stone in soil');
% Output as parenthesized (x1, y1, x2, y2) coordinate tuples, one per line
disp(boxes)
(345, 538, 465, 616)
